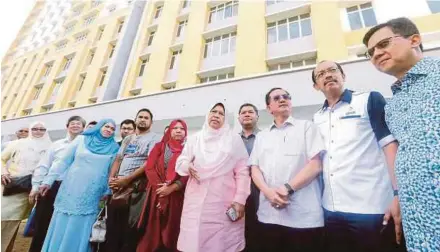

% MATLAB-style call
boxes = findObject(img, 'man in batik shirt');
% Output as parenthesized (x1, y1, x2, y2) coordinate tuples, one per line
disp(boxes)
(363, 17, 439, 251)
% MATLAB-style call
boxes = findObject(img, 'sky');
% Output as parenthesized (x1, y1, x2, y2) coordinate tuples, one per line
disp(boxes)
(0, 0, 35, 64)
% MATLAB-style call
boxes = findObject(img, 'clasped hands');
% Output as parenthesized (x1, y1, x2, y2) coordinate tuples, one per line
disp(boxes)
(264, 185, 290, 209)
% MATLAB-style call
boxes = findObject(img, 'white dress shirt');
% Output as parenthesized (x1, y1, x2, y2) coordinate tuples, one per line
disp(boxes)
(31, 137, 72, 191)
(313, 90, 395, 214)
(249, 117, 325, 228)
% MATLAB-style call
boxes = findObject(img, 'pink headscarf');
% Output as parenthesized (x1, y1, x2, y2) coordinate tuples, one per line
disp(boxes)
(176, 103, 248, 181)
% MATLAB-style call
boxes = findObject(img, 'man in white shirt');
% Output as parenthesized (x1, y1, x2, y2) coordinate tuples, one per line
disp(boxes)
(312, 61, 403, 252)
(29, 115, 86, 252)
(249, 88, 325, 252)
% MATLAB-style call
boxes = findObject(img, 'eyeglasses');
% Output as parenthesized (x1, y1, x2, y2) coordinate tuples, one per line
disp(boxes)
(314, 67, 339, 80)
(31, 128, 46, 132)
(18, 130, 29, 133)
(366, 35, 404, 58)
(121, 127, 134, 131)
(272, 94, 291, 102)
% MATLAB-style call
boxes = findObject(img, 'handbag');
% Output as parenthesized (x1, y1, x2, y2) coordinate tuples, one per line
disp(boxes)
(2, 174, 32, 196)
(110, 187, 134, 207)
(90, 206, 107, 243)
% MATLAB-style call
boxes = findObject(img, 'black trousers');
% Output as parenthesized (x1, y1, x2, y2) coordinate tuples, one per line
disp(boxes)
(259, 223, 324, 252)
(28, 181, 61, 252)
(103, 203, 130, 252)
(243, 182, 261, 252)
(324, 210, 407, 252)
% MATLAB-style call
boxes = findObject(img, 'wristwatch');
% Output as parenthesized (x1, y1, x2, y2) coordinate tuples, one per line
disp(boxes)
(284, 183, 295, 195)
(393, 190, 399, 196)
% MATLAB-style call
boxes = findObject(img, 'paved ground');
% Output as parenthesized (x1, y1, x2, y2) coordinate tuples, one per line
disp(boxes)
(12, 221, 31, 252)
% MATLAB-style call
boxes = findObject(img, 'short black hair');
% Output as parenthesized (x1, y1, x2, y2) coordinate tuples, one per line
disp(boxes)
(136, 108, 153, 121)
(311, 61, 345, 84)
(87, 121, 97, 127)
(265, 88, 290, 106)
(120, 119, 136, 129)
(238, 103, 259, 115)
(363, 17, 423, 51)
(67, 116, 86, 127)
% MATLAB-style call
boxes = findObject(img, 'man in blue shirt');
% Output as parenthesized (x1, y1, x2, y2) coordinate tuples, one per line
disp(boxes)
(363, 17, 440, 251)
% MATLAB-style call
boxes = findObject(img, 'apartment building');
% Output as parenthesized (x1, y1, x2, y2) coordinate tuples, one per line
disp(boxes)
(2, 0, 440, 139)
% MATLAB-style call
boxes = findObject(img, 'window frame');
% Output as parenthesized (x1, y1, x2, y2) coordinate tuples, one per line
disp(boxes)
(346, 2, 377, 30)
(266, 13, 312, 44)
(203, 32, 236, 58)
(169, 50, 182, 70)
(208, 0, 238, 23)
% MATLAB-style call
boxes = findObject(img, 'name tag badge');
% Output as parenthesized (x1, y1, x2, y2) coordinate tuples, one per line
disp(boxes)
(340, 115, 361, 119)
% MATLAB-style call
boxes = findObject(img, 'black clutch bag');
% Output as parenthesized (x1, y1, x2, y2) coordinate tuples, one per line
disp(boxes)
(2, 175, 32, 196)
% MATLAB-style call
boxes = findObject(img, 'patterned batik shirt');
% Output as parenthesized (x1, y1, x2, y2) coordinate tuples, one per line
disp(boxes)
(385, 57, 440, 252)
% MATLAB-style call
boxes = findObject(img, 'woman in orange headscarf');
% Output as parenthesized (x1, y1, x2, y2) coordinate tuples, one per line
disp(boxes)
(137, 119, 188, 252)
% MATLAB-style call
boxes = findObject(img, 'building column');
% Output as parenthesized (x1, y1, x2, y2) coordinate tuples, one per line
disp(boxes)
(311, 1, 348, 61)
(177, 1, 209, 88)
(142, 0, 181, 94)
(234, 1, 267, 77)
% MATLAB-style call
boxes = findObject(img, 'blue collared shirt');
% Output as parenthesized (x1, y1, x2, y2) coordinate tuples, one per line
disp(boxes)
(31, 137, 72, 191)
(314, 89, 395, 214)
(385, 57, 440, 251)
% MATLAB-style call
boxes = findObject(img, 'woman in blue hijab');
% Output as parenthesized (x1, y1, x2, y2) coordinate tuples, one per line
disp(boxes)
(39, 119, 120, 252)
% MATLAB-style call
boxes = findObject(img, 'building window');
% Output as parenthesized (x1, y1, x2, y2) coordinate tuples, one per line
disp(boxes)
(427, 0, 440, 13)
(109, 45, 115, 59)
(99, 70, 107, 86)
(169, 50, 182, 70)
(117, 20, 124, 33)
(65, 24, 75, 34)
(154, 6, 163, 19)
(97, 27, 105, 41)
(346, 2, 377, 30)
(44, 64, 53, 77)
(109, 5, 117, 13)
(88, 51, 95, 65)
(92, 1, 102, 8)
(84, 15, 96, 26)
(147, 31, 155, 46)
(267, 14, 312, 44)
(33, 86, 43, 100)
(63, 57, 74, 71)
(176, 20, 188, 38)
(182, 0, 190, 9)
(75, 33, 88, 42)
(56, 41, 68, 51)
(138, 58, 148, 77)
(209, 0, 238, 23)
(204, 32, 236, 58)
(268, 58, 316, 72)
(266, 0, 284, 6)
(200, 72, 234, 83)
(78, 75, 86, 91)
(51, 80, 63, 97)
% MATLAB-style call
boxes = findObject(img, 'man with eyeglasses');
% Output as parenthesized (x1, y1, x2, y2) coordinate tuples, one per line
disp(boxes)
(249, 88, 325, 252)
(119, 119, 136, 146)
(1, 127, 29, 151)
(363, 17, 440, 252)
(312, 60, 404, 252)
(29, 116, 86, 252)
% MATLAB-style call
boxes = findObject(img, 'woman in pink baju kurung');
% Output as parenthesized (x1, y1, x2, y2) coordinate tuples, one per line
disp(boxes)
(176, 103, 250, 252)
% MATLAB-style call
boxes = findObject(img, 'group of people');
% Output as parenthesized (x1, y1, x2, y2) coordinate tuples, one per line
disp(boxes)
(1, 17, 438, 252)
